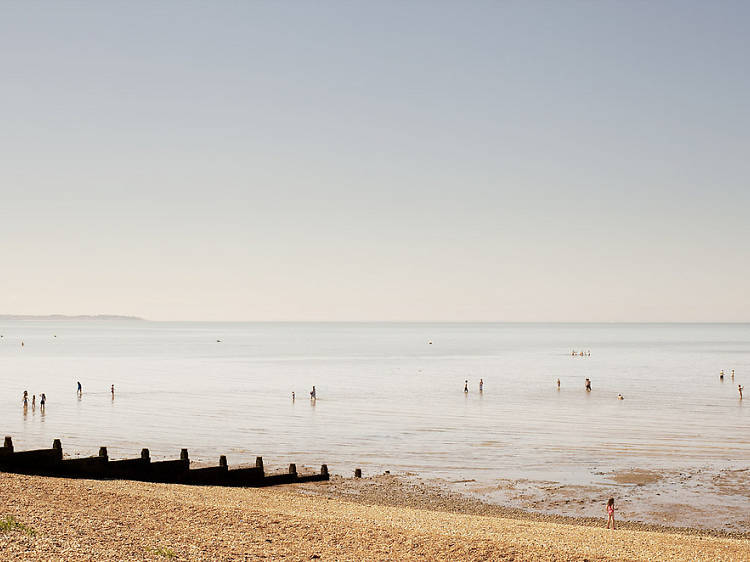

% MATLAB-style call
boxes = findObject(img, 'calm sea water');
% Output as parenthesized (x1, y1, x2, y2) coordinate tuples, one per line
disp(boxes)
(1, 322, 748, 485)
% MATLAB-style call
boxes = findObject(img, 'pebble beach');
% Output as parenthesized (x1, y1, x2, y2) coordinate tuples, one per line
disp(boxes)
(1, 472, 748, 561)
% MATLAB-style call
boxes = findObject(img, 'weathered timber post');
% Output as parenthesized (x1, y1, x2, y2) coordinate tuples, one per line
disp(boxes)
(321, 464, 329, 477)
(3, 437, 13, 451)
(288, 463, 297, 475)
(141, 448, 150, 461)
(354, 468, 362, 478)
(180, 449, 189, 462)
(255, 456, 264, 471)
(98, 447, 108, 459)
(219, 455, 228, 468)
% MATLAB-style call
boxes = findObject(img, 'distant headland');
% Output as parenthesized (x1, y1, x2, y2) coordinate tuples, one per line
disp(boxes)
(0, 314, 146, 321)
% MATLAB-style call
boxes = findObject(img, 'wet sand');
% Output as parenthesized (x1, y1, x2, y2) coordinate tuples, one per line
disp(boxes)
(451, 466, 750, 534)
(1, 472, 749, 561)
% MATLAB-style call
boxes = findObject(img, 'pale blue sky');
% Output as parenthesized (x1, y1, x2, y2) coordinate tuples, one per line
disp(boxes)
(1, 2, 748, 321)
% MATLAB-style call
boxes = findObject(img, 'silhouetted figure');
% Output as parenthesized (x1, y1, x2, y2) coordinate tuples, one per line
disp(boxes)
(720, 370, 725, 381)
(585, 378, 592, 391)
(557, 378, 561, 389)
(32, 395, 36, 409)
(23, 390, 28, 407)
(479, 379, 483, 392)
(740, 385, 744, 399)
(40, 393, 46, 410)
(77, 381, 82, 395)
(111, 384, 115, 398)
(310, 386, 316, 399)
(464, 380, 468, 393)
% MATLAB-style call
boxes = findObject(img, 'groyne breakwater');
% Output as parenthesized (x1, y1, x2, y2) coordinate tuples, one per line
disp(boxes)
(0, 436, 329, 486)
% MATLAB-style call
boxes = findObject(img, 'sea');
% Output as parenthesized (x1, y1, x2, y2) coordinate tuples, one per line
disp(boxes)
(1, 321, 748, 525)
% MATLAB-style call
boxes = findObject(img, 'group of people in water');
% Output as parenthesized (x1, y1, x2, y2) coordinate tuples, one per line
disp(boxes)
(719, 370, 744, 398)
(571, 350, 591, 356)
(21, 381, 117, 411)
(22, 390, 45, 410)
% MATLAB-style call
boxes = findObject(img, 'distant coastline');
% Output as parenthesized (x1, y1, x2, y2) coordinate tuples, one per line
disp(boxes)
(0, 314, 145, 321)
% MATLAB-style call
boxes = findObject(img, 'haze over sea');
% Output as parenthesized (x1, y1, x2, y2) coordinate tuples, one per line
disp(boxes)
(2, 319, 747, 482)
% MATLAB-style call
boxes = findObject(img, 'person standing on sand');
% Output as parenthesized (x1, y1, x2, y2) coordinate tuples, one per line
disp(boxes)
(606, 498, 616, 529)
(464, 380, 468, 393)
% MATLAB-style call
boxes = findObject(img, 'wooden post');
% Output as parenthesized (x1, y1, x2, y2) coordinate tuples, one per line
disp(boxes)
(98, 447, 108, 459)
(288, 463, 297, 475)
(141, 448, 150, 461)
(3, 436, 13, 451)
(219, 455, 227, 468)
(255, 456, 264, 470)
(354, 468, 362, 478)
(180, 449, 189, 461)
(321, 464, 329, 477)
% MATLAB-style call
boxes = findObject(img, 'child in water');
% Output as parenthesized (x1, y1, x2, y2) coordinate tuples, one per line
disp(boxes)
(606, 498, 616, 529)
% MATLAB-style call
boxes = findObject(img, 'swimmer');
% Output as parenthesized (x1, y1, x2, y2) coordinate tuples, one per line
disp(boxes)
(617, 394, 624, 400)
(464, 380, 469, 393)
(479, 379, 483, 392)
(585, 378, 592, 391)
(310, 386, 316, 400)
(740, 385, 744, 399)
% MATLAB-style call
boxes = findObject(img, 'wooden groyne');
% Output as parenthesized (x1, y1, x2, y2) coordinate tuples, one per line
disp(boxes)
(0, 437, 329, 487)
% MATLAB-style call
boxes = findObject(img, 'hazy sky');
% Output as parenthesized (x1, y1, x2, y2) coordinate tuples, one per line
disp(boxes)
(1, 2, 748, 321)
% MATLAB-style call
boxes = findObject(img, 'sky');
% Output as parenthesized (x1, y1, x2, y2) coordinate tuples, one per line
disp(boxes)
(1, 1, 749, 322)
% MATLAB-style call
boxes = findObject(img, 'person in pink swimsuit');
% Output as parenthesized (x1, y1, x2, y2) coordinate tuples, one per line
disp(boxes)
(606, 498, 616, 529)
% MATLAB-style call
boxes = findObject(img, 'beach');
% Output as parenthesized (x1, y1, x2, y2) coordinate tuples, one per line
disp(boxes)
(1, 472, 748, 561)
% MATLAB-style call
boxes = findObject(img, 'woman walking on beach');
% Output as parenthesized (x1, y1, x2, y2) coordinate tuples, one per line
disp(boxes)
(606, 498, 616, 530)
